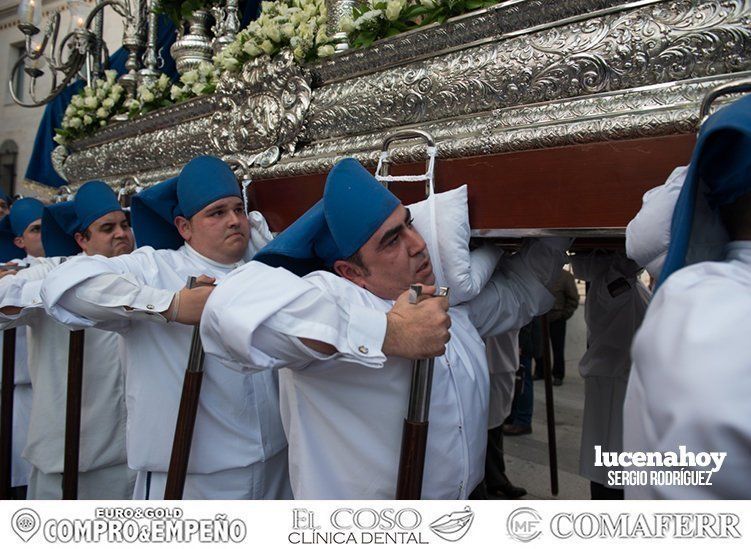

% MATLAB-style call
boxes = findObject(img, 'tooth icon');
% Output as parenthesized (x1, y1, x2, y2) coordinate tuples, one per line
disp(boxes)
(12, 508, 41, 542)
(429, 506, 475, 542)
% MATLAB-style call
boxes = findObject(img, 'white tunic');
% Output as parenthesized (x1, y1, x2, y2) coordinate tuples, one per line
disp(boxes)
(202, 240, 563, 499)
(40, 244, 289, 477)
(571, 254, 650, 485)
(0, 257, 128, 474)
(0, 255, 34, 486)
(624, 241, 751, 498)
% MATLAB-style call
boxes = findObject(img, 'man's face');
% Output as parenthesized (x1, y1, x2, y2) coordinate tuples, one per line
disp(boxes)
(75, 210, 135, 258)
(13, 219, 44, 258)
(0, 199, 9, 219)
(334, 204, 435, 300)
(175, 196, 249, 264)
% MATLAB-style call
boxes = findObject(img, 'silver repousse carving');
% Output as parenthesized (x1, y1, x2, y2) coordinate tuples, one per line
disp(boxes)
(58, 0, 751, 186)
(304, 0, 751, 141)
(209, 50, 312, 156)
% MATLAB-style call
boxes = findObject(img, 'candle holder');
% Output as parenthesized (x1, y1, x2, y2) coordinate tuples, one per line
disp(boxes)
(9, 0, 154, 107)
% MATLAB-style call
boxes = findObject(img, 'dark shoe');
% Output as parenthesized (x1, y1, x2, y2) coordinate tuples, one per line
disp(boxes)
(488, 473, 527, 499)
(502, 424, 532, 436)
(553, 378, 563, 386)
(533, 373, 544, 381)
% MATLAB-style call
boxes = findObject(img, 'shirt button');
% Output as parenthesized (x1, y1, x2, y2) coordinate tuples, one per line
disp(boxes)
(146, 304, 154, 310)
(358, 345, 369, 355)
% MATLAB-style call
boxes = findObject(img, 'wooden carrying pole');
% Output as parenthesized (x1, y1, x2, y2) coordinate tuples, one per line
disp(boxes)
(1, 264, 30, 499)
(395, 285, 449, 499)
(540, 314, 559, 496)
(62, 329, 85, 500)
(1, 328, 17, 499)
(164, 277, 205, 500)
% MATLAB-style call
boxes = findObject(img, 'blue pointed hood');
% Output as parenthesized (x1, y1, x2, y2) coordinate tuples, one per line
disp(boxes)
(130, 156, 241, 250)
(255, 158, 400, 276)
(658, 94, 751, 287)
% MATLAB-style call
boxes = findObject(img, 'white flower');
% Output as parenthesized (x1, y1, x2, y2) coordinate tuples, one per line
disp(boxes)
(71, 95, 84, 108)
(198, 62, 213, 78)
(102, 97, 115, 108)
(316, 24, 328, 44)
(65, 105, 75, 116)
(420, 0, 435, 7)
(191, 83, 205, 96)
(111, 84, 124, 96)
(220, 56, 240, 71)
(181, 70, 198, 85)
(53, 134, 66, 145)
(357, 10, 384, 28)
(84, 96, 98, 109)
(243, 41, 262, 57)
(157, 73, 170, 90)
(170, 85, 183, 101)
(96, 107, 108, 119)
(259, 39, 275, 55)
(104, 70, 117, 85)
(265, 24, 281, 43)
(298, 22, 313, 41)
(293, 45, 306, 60)
(317, 44, 335, 57)
(100, 120, 106, 127)
(385, 0, 403, 21)
(339, 15, 356, 33)
(83, 114, 93, 125)
(141, 89, 155, 103)
(280, 23, 295, 39)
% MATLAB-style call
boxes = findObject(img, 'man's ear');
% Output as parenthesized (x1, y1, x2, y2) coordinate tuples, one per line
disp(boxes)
(73, 232, 85, 251)
(12, 236, 25, 250)
(174, 216, 191, 242)
(333, 259, 366, 288)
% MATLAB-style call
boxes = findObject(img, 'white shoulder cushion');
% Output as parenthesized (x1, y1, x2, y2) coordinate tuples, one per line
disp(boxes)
(409, 185, 502, 305)
(626, 166, 687, 278)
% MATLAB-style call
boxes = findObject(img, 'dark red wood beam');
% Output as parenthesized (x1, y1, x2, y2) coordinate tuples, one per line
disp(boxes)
(250, 134, 696, 233)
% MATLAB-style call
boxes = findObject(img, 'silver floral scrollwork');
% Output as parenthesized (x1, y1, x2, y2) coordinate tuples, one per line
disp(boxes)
(209, 50, 312, 157)
(51, 145, 70, 182)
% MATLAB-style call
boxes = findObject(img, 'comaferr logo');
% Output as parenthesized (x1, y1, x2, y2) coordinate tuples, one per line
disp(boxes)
(507, 507, 542, 542)
(550, 513, 741, 539)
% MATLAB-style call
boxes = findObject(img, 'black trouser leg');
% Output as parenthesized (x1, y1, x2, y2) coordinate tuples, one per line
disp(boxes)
(485, 425, 506, 491)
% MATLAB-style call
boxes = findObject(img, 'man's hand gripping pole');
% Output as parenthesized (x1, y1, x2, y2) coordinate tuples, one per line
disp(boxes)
(395, 284, 449, 500)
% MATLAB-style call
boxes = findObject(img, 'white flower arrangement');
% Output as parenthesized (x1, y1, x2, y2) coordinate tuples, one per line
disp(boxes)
(169, 61, 218, 102)
(214, 0, 334, 73)
(342, 0, 500, 48)
(341, 0, 422, 48)
(125, 73, 175, 118)
(55, 70, 126, 145)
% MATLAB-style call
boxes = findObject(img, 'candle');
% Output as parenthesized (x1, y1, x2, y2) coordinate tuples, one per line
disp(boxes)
(26, 0, 36, 25)
(76, 16, 84, 28)
(28, 40, 42, 69)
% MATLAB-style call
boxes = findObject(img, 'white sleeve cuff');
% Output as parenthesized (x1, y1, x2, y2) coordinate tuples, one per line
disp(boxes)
(343, 303, 387, 366)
